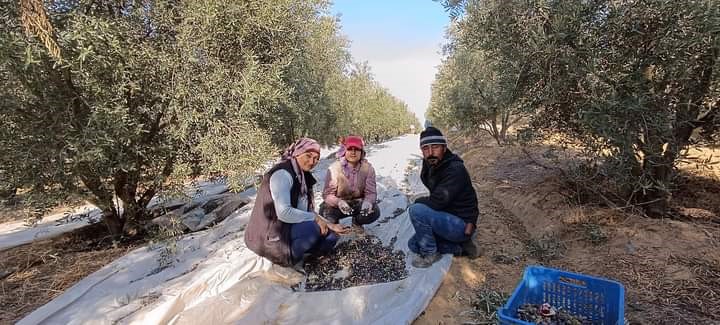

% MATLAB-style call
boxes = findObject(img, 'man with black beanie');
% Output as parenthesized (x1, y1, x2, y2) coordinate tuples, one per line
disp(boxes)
(408, 126, 480, 268)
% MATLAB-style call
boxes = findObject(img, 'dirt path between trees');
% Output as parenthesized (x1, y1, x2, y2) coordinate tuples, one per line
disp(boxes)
(415, 133, 720, 325)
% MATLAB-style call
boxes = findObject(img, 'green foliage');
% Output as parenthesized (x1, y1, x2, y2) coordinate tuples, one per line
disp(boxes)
(526, 232, 566, 261)
(0, 0, 417, 235)
(433, 0, 467, 20)
(531, 0, 720, 213)
(428, 1, 539, 144)
(433, 0, 720, 214)
(471, 288, 509, 322)
(581, 222, 608, 246)
(331, 62, 420, 143)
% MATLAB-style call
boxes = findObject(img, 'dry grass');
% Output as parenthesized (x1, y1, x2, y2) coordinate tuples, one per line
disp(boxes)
(0, 223, 147, 324)
(603, 254, 720, 324)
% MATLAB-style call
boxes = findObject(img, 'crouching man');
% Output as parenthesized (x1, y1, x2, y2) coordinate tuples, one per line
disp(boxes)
(408, 127, 480, 268)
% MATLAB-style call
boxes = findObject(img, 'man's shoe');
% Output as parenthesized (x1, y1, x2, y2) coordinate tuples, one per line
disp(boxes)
(412, 253, 442, 268)
(461, 239, 480, 259)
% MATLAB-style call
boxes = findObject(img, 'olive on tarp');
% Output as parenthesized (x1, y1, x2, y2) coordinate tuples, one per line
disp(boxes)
(302, 235, 408, 291)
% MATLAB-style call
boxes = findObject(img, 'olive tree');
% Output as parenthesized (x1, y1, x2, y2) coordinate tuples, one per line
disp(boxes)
(0, 0, 323, 235)
(434, 0, 720, 214)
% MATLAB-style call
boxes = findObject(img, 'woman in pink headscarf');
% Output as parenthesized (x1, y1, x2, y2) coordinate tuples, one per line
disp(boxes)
(245, 138, 350, 268)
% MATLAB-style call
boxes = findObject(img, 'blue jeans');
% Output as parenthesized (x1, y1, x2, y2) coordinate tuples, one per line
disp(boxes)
(290, 220, 338, 264)
(407, 203, 471, 256)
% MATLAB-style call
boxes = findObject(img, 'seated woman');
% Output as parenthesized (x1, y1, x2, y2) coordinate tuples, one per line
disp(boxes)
(245, 138, 349, 268)
(321, 135, 380, 233)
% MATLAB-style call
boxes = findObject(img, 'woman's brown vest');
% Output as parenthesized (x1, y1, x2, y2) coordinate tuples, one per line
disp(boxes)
(244, 160, 315, 266)
(329, 160, 370, 200)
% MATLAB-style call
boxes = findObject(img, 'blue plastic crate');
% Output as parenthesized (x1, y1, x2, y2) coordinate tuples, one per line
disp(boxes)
(498, 266, 625, 325)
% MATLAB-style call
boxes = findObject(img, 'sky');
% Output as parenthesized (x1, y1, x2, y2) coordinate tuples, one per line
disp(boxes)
(330, 1, 451, 126)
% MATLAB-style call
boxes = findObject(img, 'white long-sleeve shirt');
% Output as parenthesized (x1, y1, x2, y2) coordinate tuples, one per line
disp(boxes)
(269, 169, 315, 223)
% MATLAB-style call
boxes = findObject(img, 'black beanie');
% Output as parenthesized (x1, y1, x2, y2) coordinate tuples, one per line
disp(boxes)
(419, 127, 447, 147)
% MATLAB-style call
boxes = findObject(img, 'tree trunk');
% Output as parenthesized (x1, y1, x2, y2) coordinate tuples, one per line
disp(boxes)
(480, 121, 502, 145)
(121, 198, 146, 236)
(99, 196, 149, 237)
(489, 110, 503, 145)
(640, 103, 706, 216)
(113, 171, 151, 237)
(639, 145, 674, 217)
(641, 166, 671, 217)
(101, 209, 124, 237)
(499, 115, 509, 145)
(79, 170, 123, 235)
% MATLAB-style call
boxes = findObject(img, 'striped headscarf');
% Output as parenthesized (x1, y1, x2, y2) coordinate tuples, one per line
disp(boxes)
(282, 138, 321, 207)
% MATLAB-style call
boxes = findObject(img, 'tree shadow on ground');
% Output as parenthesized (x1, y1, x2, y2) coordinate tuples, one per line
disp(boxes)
(673, 171, 720, 218)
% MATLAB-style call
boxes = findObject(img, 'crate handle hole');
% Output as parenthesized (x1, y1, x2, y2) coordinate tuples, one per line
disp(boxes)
(559, 276, 587, 287)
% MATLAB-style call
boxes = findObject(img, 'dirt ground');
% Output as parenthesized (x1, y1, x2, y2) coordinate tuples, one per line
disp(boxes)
(415, 133, 720, 325)
(0, 223, 147, 324)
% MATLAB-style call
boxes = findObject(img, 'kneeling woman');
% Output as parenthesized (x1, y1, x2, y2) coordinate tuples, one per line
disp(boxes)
(321, 135, 380, 233)
(245, 138, 349, 267)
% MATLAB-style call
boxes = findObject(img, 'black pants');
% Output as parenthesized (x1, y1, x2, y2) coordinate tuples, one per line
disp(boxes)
(319, 200, 380, 226)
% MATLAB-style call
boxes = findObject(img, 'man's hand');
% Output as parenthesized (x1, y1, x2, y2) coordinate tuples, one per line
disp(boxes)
(315, 215, 329, 236)
(338, 200, 353, 214)
(464, 223, 475, 236)
(327, 223, 351, 235)
(361, 200, 373, 213)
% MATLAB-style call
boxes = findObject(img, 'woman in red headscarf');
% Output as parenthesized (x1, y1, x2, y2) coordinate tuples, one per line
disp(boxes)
(320, 135, 380, 234)
(245, 138, 349, 268)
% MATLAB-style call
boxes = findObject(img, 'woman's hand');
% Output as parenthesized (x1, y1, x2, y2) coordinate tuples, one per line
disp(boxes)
(315, 215, 329, 236)
(361, 200, 373, 213)
(338, 200, 353, 214)
(327, 222, 351, 235)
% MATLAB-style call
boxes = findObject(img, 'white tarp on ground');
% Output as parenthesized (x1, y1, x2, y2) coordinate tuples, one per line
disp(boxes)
(0, 180, 230, 251)
(20, 135, 452, 325)
(0, 205, 102, 251)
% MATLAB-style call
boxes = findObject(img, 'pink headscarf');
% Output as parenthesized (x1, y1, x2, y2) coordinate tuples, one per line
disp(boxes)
(282, 137, 321, 160)
(282, 138, 321, 208)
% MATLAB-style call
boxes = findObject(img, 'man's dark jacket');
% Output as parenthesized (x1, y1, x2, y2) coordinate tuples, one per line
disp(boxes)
(415, 149, 479, 225)
(244, 160, 316, 266)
